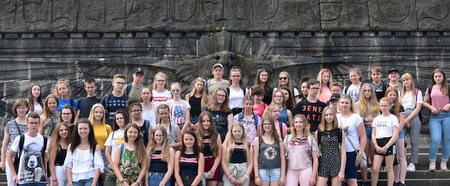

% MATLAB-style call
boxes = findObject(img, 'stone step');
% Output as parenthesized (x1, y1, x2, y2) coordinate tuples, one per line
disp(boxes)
(356, 179, 450, 186)
(357, 170, 449, 180)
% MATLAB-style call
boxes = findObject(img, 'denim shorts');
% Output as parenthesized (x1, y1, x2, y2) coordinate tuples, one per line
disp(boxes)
(365, 126, 372, 141)
(148, 172, 172, 186)
(398, 129, 405, 139)
(259, 168, 281, 181)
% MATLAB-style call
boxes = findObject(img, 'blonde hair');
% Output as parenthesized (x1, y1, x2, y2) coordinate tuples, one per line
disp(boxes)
(278, 71, 293, 90)
(349, 67, 363, 82)
(226, 123, 250, 163)
(153, 72, 169, 90)
(170, 82, 181, 99)
(54, 78, 71, 98)
(337, 95, 356, 113)
(317, 69, 334, 99)
(291, 114, 311, 137)
(149, 126, 171, 162)
(262, 104, 280, 119)
(88, 103, 106, 125)
(318, 107, 339, 132)
(400, 73, 417, 105)
(186, 77, 208, 108)
(357, 83, 380, 117)
(385, 87, 401, 122)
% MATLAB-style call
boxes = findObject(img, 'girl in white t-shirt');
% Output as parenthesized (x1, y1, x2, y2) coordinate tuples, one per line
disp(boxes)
(140, 87, 157, 128)
(166, 82, 191, 133)
(400, 73, 423, 172)
(152, 72, 171, 108)
(228, 66, 248, 115)
(28, 83, 43, 116)
(336, 95, 366, 186)
(371, 97, 399, 186)
(104, 110, 128, 185)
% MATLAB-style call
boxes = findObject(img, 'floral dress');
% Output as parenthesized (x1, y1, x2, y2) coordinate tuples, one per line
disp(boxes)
(117, 149, 141, 186)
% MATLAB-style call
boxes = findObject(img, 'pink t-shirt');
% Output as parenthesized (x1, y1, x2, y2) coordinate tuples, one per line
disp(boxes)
(426, 86, 450, 111)
(253, 103, 268, 118)
(260, 121, 287, 139)
(320, 87, 332, 103)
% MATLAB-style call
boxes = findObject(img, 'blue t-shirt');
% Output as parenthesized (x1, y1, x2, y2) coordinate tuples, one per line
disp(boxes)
(57, 98, 78, 112)
(100, 93, 128, 124)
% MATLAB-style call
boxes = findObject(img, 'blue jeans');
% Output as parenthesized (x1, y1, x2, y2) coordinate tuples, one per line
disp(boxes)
(429, 111, 450, 162)
(18, 183, 46, 186)
(148, 172, 172, 186)
(190, 116, 199, 125)
(73, 178, 98, 186)
(101, 149, 109, 168)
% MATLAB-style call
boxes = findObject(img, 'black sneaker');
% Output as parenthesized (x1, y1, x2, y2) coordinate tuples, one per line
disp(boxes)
(394, 182, 399, 186)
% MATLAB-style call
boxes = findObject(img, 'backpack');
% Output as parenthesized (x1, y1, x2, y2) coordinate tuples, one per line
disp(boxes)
(236, 113, 259, 129)
(119, 143, 126, 161)
(124, 83, 133, 95)
(343, 83, 363, 95)
(14, 134, 48, 173)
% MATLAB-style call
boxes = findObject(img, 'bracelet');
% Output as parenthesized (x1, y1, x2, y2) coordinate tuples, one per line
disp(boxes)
(227, 174, 233, 179)
(255, 175, 260, 179)
(136, 179, 142, 184)
(244, 175, 250, 179)
(120, 179, 127, 184)
(385, 145, 389, 149)
(52, 179, 58, 182)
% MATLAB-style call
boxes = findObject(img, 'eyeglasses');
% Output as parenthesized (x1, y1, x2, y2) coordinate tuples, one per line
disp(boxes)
(171, 89, 180, 92)
(217, 94, 226, 97)
(131, 110, 142, 113)
(279, 77, 288, 80)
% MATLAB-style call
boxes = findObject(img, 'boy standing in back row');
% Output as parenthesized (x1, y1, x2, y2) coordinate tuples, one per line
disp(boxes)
(370, 66, 389, 101)
(206, 63, 229, 96)
(123, 67, 145, 99)
(101, 74, 129, 124)
(78, 78, 101, 118)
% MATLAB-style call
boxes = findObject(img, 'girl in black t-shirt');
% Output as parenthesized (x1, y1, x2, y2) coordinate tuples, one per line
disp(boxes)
(174, 131, 204, 186)
(222, 123, 253, 186)
(48, 123, 71, 186)
(186, 78, 209, 126)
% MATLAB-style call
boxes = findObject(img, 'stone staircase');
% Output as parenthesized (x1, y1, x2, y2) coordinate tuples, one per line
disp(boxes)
(0, 134, 449, 185)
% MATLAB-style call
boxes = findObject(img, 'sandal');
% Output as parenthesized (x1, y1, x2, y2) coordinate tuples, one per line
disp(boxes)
(429, 163, 436, 172)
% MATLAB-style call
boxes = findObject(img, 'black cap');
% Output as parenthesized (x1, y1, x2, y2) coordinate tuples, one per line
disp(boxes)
(388, 68, 399, 74)
(330, 93, 340, 101)
(133, 67, 144, 75)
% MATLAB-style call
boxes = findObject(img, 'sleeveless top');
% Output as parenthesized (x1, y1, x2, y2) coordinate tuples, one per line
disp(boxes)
(189, 96, 202, 117)
(202, 135, 213, 157)
(117, 148, 141, 186)
(43, 112, 60, 137)
(179, 153, 198, 177)
(55, 144, 67, 166)
(230, 142, 247, 164)
(149, 150, 168, 173)
(258, 137, 281, 169)
(278, 108, 289, 127)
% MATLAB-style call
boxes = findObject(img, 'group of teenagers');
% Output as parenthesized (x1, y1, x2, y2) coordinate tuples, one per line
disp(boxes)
(0, 64, 449, 186)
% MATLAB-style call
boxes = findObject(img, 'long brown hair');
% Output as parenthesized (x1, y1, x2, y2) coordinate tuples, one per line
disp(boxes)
(255, 68, 272, 93)
(124, 123, 146, 162)
(207, 88, 231, 113)
(50, 123, 71, 151)
(260, 115, 280, 144)
(180, 131, 201, 160)
(431, 68, 449, 96)
(71, 118, 97, 153)
(196, 111, 220, 158)
(228, 66, 245, 90)
(27, 83, 43, 113)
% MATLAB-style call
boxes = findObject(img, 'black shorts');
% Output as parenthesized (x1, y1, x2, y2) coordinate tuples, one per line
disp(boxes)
(375, 137, 395, 156)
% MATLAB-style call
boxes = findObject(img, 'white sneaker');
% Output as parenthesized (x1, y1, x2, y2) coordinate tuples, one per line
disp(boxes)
(407, 163, 416, 171)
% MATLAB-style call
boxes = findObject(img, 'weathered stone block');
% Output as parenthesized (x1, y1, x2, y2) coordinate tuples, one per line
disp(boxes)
(368, 0, 417, 31)
(321, 0, 370, 31)
(417, 0, 450, 31)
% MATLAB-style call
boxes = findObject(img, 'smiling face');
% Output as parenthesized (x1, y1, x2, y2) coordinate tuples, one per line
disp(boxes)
(230, 71, 241, 84)
(293, 117, 304, 132)
(322, 72, 330, 84)
(16, 104, 29, 117)
(61, 108, 73, 123)
(127, 127, 139, 142)
(93, 106, 104, 121)
(271, 106, 280, 120)
(339, 97, 352, 112)
(77, 123, 90, 138)
(59, 125, 69, 139)
(324, 108, 335, 123)
(281, 89, 290, 101)
(183, 133, 196, 148)
(301, 82, 309, 96)
(278, 73, 289, 86)
(231, 125, 243, 140)
(274, 91, 284, 104)
(158, 108, 169, 122)
(201, 115, 211, 130)
(402, 77, 411, 88)
(115, 113, 126, 128)
(388, 71, 399, 81)
(387, 91, 397, 103)
(349, 71, 361, 83)
(262, 120, 273, 133)
(47, 98, 58, 112)
(154, 129, 165, 144)
(171, 84, 181, 98)
(363, 86, 372, 99)
(331, 85, 342, 95)
(259, 71, 268, 83)
(433, 72, 444, 85)
(216, 90, 226, 104)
